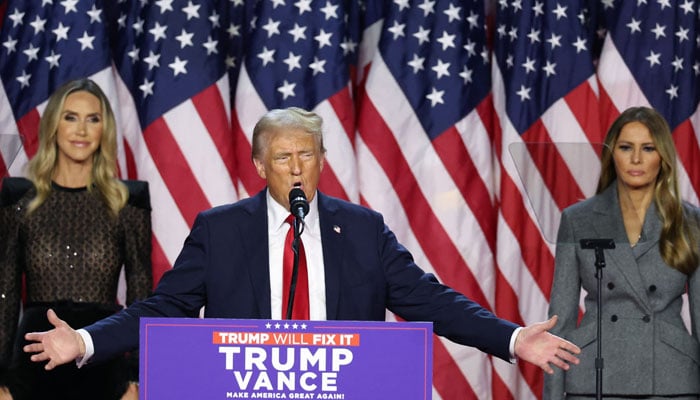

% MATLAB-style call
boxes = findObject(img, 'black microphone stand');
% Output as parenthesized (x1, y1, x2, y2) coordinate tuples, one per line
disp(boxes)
(579, 238, 615, 400)
(285, 216, 304, 320)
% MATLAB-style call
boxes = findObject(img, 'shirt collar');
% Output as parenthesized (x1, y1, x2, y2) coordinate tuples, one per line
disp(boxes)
(266, 189, 319, 233)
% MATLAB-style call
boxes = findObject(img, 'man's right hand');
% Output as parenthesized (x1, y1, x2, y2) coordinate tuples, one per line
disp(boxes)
(23, 309, 86, 370)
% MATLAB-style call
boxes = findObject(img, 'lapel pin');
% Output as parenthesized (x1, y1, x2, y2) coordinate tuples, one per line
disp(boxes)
(333, 225, 341, 234)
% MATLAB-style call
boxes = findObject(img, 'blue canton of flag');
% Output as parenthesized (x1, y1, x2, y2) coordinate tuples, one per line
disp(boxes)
(494, 0, 596, 134)
(244, 0, 360, 111)
(601, 0, 700, 130)
(0, 0, 110, 120)
(105, 0, 229, 128)
(380, 0, 490, 140)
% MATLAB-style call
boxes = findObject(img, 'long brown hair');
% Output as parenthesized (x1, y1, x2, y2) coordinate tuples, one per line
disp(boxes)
(597, 106, 698, 274)
(26, 78, 127, 217)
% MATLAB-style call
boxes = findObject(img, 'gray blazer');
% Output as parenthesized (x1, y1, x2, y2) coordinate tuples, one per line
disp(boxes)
(543, 183, 700, 399)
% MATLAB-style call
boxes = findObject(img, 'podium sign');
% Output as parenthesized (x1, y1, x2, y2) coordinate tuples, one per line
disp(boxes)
(140, 318, 433, 399)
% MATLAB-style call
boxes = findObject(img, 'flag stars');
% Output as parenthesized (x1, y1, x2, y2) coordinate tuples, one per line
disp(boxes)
(657, 0, 671, 10)
(2, 38, 18, 54)
(431, 59, 450, 79)
(572, 36, 587, 53)
(413, 26, 431, 45)
(532, 1, 544, 16)
(132, 18, 145, 35)
(45, 50, 61, 68)
(388, 20, 406, 39)
(546, 33, 562, 49)
(418, 0, 436, 17)
(139, 79, 154, 98)
(149, 22, 168, 42)
(522, 57, 536, 73)
(127, 45, 139, 63)
(459, 65, 473, 84)
(466, 10, 479, 29)
(288, 23, 307, 42)
(542, 60, 556, 76)
(339, 37, 357, 55)
(29, 15, 47, 34)
(394, 0, 410, 11)
(527, 28, 541, 44)
(278, 80, 296, 99)
(144, 51, 161, 70)
(228, 23, 241, 38)
(209, 11, 221, 28)
(426, 87, 444, 106)
(675, 27, 689, 43)
(258, 46, 275, 66)
(516, 85, 531, 101)
(679, 0, 694, 14)
(61, 0, 79, 14)
(175, 29, 194, 48)
(168, 56, 188, 76)
(552, 3, 567, 20)
(8, 8, 25, 28)
(463, 39, 476, 56)
(665, 84, 678, 99)
(626, 18, 642, 34)
(202, 36, 218, 55)
(314, 29, 333, 48)
(309, 56, 326, 75)
(182, 1, 200, 20)
(651, 23, 666, 39)
(262, 18, 281, 38)
(87, 4, 102, 23)
(16, 71, 31, 88)
(53, 22, 70, 41)
(77, 31, 96, 50)
(444, 3, 461, 23)
(294, 0, 312, 15)
(23, 44, 40, 61)
(156, 0, 174, 13)
(436, 31, 456, 50)
(320, 1, 338, 20)
(671, 56, 683, 72)
(408, 54, 425, 73)
(646, 50, 661, 67)
(283, 51, 302, 71)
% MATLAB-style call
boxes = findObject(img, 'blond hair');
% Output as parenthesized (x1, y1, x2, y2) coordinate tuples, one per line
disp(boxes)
(597, 106, 698, 274)
(26, 78, 127, 217)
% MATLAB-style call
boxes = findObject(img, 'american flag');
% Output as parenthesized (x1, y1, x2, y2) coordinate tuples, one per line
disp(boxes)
(2, 0, 700, 399)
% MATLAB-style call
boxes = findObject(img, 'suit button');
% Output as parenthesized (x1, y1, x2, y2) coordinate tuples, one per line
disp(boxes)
(642, 315, 651, 323)
(649, 285, 657, 292)
(607, 282, 615, 290)
(611, 315, 618, 322)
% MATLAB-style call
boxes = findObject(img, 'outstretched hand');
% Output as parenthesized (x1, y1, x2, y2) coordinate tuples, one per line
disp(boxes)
(23, 309, 86, 370)
(514, 315, 580, 374)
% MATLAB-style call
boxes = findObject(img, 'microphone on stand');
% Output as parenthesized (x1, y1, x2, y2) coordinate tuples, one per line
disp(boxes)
(285, 187, 308, 320)
(289, 187, 309, 221)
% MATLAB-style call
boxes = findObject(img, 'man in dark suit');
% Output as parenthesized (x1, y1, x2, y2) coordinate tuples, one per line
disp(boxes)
(24, 107, 580, 375)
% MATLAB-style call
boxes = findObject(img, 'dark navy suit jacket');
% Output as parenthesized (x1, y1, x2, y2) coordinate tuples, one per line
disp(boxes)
(86, 190, 518, 363)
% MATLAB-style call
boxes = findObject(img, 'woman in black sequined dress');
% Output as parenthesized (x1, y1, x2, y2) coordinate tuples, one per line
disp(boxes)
(0, 78, 152, 400)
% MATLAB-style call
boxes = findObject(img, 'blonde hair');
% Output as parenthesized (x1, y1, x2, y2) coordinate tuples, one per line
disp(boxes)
(597, 106, 698, 274)
(251, 107, 326, 161)
(26, 78, 128, 217)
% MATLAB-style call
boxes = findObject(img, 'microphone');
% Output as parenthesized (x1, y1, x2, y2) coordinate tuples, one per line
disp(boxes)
(289, 187, 309, 220)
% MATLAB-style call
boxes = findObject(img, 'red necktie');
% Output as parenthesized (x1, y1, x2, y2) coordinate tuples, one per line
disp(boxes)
(282, 214, 309, 320)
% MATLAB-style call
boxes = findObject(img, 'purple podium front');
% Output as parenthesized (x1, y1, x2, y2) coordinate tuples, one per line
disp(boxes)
(140, 318, 433, 399)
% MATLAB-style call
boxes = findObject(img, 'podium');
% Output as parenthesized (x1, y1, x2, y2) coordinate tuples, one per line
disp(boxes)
(140, 318, 433, 399)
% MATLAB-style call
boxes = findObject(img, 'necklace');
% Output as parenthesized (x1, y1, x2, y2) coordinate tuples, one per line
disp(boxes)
(630, 233, 642, 248)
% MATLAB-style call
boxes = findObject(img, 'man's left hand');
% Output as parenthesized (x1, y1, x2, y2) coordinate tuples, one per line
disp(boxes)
(514, 315, 580, 374)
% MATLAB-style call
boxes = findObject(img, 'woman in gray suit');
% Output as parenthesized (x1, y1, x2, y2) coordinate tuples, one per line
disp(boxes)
(544, 106, 700, 399)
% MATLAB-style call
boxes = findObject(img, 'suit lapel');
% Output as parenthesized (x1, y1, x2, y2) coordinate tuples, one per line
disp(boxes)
(240, 190, 273, 318)
(317, 193, 343, 320)
(590, 185, 651, 310)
